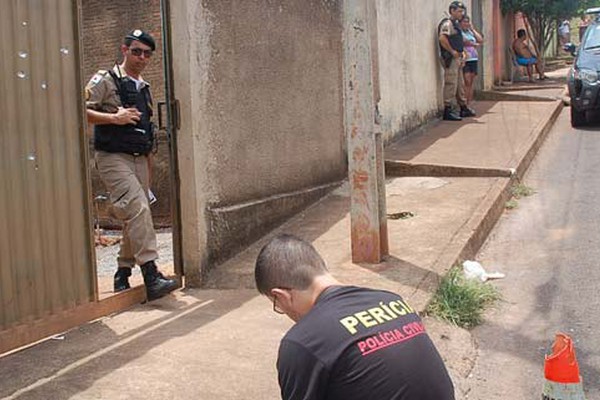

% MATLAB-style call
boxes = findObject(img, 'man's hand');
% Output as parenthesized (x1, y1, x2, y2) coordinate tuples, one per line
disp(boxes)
(452, 50, 460, 58)
(112, 107, 141, 125)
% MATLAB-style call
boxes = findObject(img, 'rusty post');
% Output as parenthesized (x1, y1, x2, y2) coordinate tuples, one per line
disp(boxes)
(342, 0, 388, 263)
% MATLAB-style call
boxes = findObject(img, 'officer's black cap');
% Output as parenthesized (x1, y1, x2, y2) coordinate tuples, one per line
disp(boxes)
(124, 29, 156, 51)
(449, 1, 466, 11)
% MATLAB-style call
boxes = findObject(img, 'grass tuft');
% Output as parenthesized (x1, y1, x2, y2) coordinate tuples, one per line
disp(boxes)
(505, 183, 535, 209)
(426, 267, 501, 329)
(505, 199, 519, 209)
(511, 183, 535, 199)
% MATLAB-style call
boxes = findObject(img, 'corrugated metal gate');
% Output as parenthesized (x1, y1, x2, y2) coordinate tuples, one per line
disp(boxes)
(0, 0, 147, 355)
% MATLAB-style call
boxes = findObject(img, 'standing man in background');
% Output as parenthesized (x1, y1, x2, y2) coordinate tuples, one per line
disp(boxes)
(85, 30, 177, 301)
(439, 1, 476, 121)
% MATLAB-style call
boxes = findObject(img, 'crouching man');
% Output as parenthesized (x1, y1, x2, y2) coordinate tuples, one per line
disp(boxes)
(255, 234, 455, 400)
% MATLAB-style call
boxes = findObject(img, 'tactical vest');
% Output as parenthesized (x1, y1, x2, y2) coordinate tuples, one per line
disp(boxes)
(448, 19, 465, 52)
(94, 71, 154, 155)
(439, 18, 465, 64)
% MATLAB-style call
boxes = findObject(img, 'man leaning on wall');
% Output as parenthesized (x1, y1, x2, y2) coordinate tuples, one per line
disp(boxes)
(438, 1, 476, 121)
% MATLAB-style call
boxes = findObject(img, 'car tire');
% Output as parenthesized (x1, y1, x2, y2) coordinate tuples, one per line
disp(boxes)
(571, 105, 586, 127)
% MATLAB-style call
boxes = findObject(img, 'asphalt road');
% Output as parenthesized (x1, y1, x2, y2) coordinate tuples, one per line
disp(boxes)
(463, 108, 600, 399)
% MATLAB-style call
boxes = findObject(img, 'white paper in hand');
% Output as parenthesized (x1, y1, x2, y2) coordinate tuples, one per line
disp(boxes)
(148, 189, 158, 205)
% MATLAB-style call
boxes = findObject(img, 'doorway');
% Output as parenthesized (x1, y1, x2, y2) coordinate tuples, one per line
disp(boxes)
(0, 0, 182, 357)
(81, 0, 182, 300)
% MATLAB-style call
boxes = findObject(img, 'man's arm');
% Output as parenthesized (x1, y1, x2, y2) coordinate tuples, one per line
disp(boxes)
(438, 20, 460, 58)
(439, 35, 459, 58)
(86, 107, 141, 126)
(277, 340, 329, 400)
(85, 70, 141, 126)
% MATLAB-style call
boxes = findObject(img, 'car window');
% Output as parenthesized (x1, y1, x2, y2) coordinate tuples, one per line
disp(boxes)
(583, 23, 600, 49)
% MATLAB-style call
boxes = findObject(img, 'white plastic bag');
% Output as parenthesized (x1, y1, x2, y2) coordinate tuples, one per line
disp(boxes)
(462, 260, 506, 282)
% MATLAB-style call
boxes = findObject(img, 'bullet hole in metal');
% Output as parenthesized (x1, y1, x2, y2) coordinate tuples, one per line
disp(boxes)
(60, 47, 69, 55)
(22, 21, 28, 27)
(28, 153, 39, 170)
(17, 71, 27, 79)
(18, 51, 28, 59)
(41, 81, 48, 90)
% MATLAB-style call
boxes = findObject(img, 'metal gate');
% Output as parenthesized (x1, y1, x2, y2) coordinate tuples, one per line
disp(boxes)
(0, 0, 147, 355)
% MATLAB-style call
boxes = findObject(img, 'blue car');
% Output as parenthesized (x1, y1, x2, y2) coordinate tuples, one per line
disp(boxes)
(568, 8, 600, 127)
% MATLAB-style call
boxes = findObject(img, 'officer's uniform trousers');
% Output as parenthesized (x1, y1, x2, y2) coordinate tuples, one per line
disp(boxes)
(443, 57, 467, 108)
(95, 151, 158, 268)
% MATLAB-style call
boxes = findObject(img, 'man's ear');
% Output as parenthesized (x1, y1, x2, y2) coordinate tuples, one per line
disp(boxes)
(271, 288, 288, 298)
(271, 288, 292, 304)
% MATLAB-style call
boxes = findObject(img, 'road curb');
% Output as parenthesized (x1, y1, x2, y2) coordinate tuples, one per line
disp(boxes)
(513, 100, 564, 180)
(478, 91, 558, 102)
(421, 100, 564, 311)
(385, 161, 514, 178)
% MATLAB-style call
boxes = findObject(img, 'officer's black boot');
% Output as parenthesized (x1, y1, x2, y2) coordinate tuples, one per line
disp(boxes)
(140, 261, 178, 301)
(113, 267, 132, 293)
(443, 106, 462, 121)
(460, 105, 476, 118)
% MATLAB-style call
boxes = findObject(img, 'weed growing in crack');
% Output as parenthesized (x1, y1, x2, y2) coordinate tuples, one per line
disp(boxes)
(505, 198, 519, 209)
(426, 267, 501, 329)
(505, 183, 535, 209)
(511, 183, 535, 199)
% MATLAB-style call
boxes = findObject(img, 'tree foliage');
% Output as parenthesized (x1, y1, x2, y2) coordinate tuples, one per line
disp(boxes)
(501, 0, 598, 58)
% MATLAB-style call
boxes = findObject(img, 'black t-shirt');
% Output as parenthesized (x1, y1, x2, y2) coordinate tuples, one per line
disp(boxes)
(277, 286, 455, 400)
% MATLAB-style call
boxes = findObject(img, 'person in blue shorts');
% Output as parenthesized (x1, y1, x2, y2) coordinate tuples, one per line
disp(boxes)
(512, 29, 547, 82)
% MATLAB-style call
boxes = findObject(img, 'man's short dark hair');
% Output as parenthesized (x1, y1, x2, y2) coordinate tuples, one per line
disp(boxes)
(449, 1, 466, 13)
(255, 234, 328, 295)
(517, 29, 527, 38)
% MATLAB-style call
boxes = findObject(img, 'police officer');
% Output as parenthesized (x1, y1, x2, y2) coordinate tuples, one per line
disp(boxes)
(439, 1, 476, 121)
(86, 30, 177, 300)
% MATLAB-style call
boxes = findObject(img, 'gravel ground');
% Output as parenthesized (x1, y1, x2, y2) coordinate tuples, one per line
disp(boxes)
(94, 228, 174, 277)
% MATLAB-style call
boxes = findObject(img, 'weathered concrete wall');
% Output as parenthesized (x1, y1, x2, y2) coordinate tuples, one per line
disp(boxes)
(171, 0, 346, 284)
(375, 0, 472, 142)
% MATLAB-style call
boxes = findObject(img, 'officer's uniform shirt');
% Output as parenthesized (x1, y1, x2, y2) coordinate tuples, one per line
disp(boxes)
(439, 18, 459, 37)
(277, 286, 455, 400)
(85, 65, 150, 114)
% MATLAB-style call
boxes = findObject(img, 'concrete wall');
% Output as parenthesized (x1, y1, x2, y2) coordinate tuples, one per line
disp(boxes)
(374, 0, 472, 142)
(490, 0, 511, 84)
(170, 0, 346, 284)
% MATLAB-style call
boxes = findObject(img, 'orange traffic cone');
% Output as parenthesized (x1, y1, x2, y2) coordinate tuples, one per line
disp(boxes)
(542, 333, 586, 400)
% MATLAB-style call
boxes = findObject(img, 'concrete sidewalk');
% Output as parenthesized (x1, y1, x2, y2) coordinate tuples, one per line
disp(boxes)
(0, 96, 563, 400)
